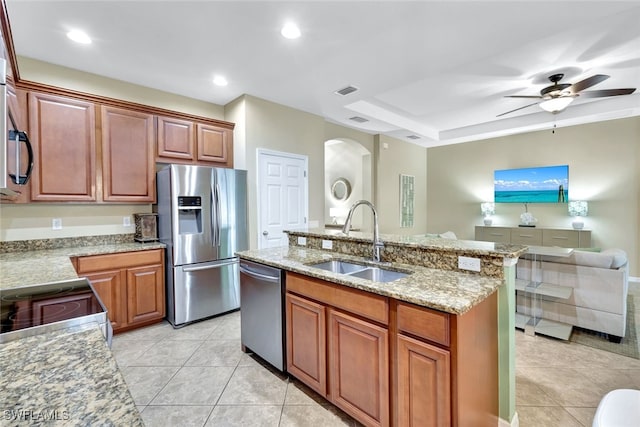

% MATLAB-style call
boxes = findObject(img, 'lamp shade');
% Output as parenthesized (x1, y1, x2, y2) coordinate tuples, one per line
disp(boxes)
(481, 202, 495, 216)
(539, 97, 574, 113)
(568, 201, 588, 217)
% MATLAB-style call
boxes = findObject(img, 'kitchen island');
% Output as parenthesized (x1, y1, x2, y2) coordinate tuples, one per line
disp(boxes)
(0, 236, 164, 426)
(237, 228, 527, 427)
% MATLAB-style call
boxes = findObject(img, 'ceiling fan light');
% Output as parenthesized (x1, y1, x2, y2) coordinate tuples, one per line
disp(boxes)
(539, 97, 574, 113)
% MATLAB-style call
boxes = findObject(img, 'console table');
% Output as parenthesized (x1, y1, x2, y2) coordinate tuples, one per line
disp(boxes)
(475, 226, 591, 248)
(515, 246, 574, 340)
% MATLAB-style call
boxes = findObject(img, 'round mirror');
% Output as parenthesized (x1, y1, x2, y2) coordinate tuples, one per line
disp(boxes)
(331, 178, 351, 201)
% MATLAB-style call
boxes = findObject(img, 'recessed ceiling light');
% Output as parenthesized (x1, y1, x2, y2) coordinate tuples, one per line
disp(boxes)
(213, 75, 228, 87)
(66, 29, 92, 45)
(281, 22, 301, 39)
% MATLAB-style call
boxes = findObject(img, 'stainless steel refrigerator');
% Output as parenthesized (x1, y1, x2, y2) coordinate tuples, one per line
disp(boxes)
(157, 164, 248, 327)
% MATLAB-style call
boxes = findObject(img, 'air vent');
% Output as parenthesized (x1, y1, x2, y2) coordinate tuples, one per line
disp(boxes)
(406, 135, 421, 140)
(335, 85, 359, 96)
(349, 116, 369, 123)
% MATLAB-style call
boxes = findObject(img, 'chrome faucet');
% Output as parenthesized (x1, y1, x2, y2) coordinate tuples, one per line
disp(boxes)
(341, 200, 384, 262)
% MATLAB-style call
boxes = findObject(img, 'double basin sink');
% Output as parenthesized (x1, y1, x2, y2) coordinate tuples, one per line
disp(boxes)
(307, 259, 410, 283)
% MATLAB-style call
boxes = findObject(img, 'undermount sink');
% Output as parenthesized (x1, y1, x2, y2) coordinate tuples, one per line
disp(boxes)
(308, 260, 368, 274)
(307, 260, 410, 283)
(348, 267, 409, 283)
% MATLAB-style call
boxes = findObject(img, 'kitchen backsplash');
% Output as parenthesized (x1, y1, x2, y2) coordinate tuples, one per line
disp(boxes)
(0, 233, 136, 253)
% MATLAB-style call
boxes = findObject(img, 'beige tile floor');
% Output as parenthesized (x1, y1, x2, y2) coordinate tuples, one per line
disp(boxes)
(112, 308, 640, 427)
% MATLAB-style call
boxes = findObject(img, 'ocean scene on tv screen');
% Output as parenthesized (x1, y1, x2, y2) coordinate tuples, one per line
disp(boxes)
(494, 165, 569, 203)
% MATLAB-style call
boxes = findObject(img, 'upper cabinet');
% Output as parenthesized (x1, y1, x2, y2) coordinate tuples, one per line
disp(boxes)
(101, 106, 155, 203)
(156, 116, 195, 162)
(3, 85, 30, 203)
(197, 123, 232, 167)
(156, 116, 233, 168)
(28, 92, 97, 202)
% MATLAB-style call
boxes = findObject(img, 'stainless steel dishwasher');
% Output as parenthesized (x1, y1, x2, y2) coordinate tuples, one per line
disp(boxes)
(239, 259, 285, 371)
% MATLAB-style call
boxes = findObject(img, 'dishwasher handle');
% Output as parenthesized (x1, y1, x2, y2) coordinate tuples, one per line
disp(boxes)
(239, 264, 281, 283)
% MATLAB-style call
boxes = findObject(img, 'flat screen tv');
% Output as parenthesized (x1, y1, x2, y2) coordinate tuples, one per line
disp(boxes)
(494, 165, 569, 203)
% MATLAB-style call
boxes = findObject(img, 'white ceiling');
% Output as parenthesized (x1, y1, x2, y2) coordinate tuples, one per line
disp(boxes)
(5, 1, 640, 148)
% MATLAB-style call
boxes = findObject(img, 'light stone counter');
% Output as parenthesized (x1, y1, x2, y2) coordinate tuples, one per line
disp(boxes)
(0, 324, 143, 426)
(0, 242, 165, 290)
(237, 246, 504, 315)
(0, 237, 163, 425)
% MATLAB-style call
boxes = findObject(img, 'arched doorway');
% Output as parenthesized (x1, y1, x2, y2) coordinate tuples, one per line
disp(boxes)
(324, 139, 372, 230)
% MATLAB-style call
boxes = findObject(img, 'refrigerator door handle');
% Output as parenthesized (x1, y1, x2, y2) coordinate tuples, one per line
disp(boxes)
(182, 260, 237, 272)
(212, 183, 221, 246)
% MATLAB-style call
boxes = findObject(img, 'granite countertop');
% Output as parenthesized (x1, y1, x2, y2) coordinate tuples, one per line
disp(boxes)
(0, 324, 143, 426)
(285, 227, 528, 258)
(237, 246, 504, 315)
(0, 242, 165, 290)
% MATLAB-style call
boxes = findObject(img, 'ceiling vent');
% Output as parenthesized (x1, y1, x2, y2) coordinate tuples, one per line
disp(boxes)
(406, 135, 421, 140)
(349, 116, 369, 123)
(335, 85, 359, 96)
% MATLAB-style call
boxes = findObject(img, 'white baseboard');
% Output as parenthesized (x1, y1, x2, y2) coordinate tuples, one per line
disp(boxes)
(629, 276, 639, 283)
(499, 411, 519, 427)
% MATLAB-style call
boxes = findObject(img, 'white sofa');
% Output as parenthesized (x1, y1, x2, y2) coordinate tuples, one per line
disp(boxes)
(516, 248, 629, 342)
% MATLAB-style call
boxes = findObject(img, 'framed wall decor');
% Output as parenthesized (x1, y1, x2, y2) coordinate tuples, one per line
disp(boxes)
(400, 174, 414, 228)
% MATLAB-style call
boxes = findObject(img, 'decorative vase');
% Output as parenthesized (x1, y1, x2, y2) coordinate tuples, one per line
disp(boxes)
(520, 212, 537, 226)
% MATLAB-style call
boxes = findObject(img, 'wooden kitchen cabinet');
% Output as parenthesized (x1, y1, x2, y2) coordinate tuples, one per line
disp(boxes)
(286, 293, 327, 395)
(196, 123, 233, 167)
(156, 115, 195, 162)
(396, 295, 498, 427)
(329, 309, 389, 427)
(156, 118, 234, 168)
(84, 269, 125, 331)
(28, 92, 96, 201)
(397, 334, 451, 427)
(100, 106, 155, 202)
(1, 85, 30, 203)
(286, 272, 389, 427)
(75, 249, 165, 334)
(285, 271, 499, 427)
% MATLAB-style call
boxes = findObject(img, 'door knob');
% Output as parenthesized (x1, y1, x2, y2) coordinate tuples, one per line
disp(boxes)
(262, 231, 269, 236)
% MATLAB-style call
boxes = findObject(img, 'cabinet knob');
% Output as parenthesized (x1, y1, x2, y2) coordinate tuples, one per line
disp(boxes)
(262, 231, 269, 236)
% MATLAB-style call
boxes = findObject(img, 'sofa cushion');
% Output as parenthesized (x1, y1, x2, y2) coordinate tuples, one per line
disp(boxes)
(602, 248, 628, 269)
(541, 248, 627, 269)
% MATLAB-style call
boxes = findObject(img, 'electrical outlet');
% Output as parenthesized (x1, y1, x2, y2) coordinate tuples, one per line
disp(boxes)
(458, 256, 481, 272)
(297, 236, 307, 246)
(52, 218, 62, 230)
(321, 239, 333, 250)
(123, 216, 132, 227)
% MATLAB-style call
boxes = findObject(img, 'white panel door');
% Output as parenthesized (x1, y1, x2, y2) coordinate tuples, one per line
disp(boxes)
(257, 149, 308, 249)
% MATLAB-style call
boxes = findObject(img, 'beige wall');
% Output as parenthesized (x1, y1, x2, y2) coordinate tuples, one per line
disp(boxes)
(375, 134, 428, 235)
(427, 116, 640, 276)
(17, 57, 224, 119)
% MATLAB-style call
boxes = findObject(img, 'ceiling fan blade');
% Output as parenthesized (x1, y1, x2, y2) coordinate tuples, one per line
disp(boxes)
(496, 101, 540, 117)
(579, 88, 636, 98)
(505, 95, 543, 99)
(570, 74, 609, 93)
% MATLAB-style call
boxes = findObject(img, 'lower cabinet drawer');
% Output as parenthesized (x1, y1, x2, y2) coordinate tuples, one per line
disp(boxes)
(397, 301, 450, 347)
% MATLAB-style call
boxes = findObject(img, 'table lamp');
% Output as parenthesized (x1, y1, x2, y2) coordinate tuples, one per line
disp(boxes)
(481, 202, 495, 226)
(568, 201, 588, 229)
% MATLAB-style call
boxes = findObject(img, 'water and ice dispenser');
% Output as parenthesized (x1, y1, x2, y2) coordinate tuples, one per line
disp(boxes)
(177, 196, 202, 234)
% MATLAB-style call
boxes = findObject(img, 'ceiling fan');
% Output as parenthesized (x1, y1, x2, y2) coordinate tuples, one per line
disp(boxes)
(497, 73, 636, 117)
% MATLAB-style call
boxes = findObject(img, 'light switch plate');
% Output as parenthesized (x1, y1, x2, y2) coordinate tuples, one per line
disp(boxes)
(297, 236, 307, 246)
(52, 218, 62, 230)
(123, 216, 132, 227)
(322, 239, 333, 250)
(458, 256, 481, 272)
